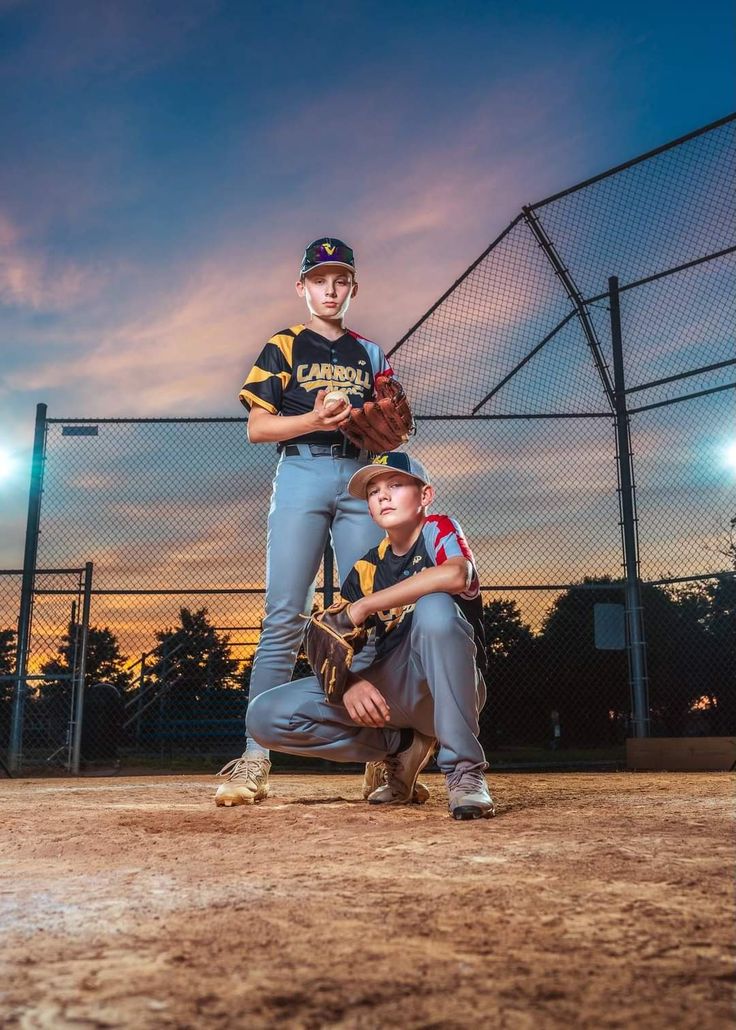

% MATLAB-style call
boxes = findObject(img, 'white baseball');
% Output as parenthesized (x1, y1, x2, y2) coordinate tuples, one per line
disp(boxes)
(323, 390, 350, 412)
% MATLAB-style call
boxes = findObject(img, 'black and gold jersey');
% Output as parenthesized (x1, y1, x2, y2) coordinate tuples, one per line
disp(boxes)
(239, 324, 392, 446)
(341, 515, 487, 674)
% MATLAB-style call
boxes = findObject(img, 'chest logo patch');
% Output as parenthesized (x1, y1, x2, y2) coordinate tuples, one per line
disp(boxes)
(296, 362, 371, 395)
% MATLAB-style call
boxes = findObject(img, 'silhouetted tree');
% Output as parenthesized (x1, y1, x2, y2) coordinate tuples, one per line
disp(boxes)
(0, 629, 15, 703)
(480, 599, 542, 748)
(150, 607, 238, 705)
(721, 515, 736, 572)
(0, 629, 16, 737)
(534, 579, 629, 746)
(533, 578, 715, 745)
(677, 567, 736, 734)
(39, 623, 132, 702)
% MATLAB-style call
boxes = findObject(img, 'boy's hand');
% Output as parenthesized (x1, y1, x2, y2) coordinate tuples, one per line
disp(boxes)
(311, 389, 352, 431)
(343, 679, 391, 727)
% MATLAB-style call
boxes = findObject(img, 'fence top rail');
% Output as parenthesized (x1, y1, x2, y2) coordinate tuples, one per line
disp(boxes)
(644, 572, 735, 587)
(529, 111, 736, 210)
(43, 413, 617, 425)
(47, 416, 248, 425)
(0, 568, 85, 576)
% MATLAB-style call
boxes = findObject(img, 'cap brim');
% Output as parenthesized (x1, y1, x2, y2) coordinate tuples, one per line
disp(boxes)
(302, 262, 356, 277)
(347, 464, 427, 499)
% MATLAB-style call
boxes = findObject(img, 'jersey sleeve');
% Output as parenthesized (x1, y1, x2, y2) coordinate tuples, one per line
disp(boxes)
(340, 558, 380, 631)
(340, 566, 364, 604)
(238, 331, 295, 413)
(422, 515, 480, 600)
(348, 332, 393, 384)
(375, 350, 393, 379)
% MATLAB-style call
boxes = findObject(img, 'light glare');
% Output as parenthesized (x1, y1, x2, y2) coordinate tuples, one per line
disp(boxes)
(0, 446, 16, 482)
(725, 441, 736, 471)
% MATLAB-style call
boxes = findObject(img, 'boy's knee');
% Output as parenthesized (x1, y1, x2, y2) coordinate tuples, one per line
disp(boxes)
(246, 693, 278, 749)
(413, 593, 462, 636)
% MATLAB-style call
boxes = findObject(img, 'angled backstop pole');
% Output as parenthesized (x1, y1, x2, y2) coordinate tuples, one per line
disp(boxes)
(609, 279, 650, 737)
(9, 403, 48, 771)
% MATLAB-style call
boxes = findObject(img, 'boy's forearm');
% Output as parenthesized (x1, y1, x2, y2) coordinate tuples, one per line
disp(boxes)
(246, 409, 317, 443)
(349, 560, 469, 624)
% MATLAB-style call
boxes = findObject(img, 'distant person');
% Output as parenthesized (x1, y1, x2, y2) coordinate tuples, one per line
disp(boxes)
(215, 239, 415, 807)
(247, 452, 495, 820)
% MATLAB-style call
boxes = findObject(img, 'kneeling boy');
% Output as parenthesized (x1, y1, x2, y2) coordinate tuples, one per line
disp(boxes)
(246, 452, 494, 820)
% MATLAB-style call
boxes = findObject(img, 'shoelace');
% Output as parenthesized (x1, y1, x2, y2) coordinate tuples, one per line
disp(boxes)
(447, 767, 486, 792)
(382, 750, 411, 791)
(366, 761, 387, 786)
(217, 757, 264, 781)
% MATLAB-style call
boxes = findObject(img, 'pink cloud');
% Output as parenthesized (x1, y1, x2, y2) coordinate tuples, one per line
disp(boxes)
(0, 210, 106, 311)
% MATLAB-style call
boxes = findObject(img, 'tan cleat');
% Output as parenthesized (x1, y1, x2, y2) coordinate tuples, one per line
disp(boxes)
(367, 732, 437, 806)
(363, 761, 430, 804)
(215, 754, 271, 806)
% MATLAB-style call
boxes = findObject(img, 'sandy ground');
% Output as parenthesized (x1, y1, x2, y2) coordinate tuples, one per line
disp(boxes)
(0, 771, 733, 1029)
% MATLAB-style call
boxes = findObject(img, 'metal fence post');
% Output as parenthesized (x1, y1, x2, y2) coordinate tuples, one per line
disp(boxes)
(323, 541, 335, 607)
(609, 277, 650, 737)
(8, 402, 48, 772)
(70, 562, 93, 774)
(136, 652, 147, 745)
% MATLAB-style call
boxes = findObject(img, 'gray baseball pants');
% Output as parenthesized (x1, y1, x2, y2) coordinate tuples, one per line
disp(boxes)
(245, 447, 385, 755)
(246, 593, 487, 773)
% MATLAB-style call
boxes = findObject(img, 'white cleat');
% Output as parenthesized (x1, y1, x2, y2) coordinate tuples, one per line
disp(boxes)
(446, 767, 495, 821)
(214, 755, 271, 806)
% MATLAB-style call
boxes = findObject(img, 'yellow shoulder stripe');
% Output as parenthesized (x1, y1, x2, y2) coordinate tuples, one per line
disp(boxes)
(244, 365, 290, 389)
(377, 537, 391, 560)
(245, 365, 275, 385)
(289, 323, 306, 336)
(269, 332, 296, 367)
(354, 560, 377, 596)
(239, 389, 277, 414)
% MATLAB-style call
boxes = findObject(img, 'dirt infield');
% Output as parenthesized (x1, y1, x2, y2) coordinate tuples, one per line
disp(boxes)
(0, 771, 733, 1029)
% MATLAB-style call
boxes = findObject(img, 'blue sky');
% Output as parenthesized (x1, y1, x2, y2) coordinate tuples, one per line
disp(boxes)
(0, 0, 734, 565)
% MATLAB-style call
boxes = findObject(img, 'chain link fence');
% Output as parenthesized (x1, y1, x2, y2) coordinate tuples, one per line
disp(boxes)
(2, 114, 734, 773)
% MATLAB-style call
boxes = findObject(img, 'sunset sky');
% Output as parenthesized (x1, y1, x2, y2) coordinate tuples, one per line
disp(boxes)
(0, 0, 734, 571)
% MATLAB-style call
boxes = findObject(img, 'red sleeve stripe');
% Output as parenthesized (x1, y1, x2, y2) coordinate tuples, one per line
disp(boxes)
(428, 515, 474, 564)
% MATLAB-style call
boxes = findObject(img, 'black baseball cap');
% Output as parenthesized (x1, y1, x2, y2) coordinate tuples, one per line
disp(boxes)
(300, 237, 356, 277)
(347, 452, 431, 500)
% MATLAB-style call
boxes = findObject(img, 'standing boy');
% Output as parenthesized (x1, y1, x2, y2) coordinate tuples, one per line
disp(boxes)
(215, 239, 411, 806)
(246, 452, 495, 820)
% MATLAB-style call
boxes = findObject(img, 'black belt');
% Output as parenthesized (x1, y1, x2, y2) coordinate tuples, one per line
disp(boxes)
(280, 442, 364, 459)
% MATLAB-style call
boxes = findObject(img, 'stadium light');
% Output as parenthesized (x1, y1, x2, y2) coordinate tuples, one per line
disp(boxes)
(724, 440, 736, 472)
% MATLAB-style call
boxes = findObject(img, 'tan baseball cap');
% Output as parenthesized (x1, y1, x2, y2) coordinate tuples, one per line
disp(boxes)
(347, 451, 430, 500)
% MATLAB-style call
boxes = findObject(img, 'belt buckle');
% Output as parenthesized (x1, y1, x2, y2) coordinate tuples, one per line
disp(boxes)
(330, 443, 343, 458)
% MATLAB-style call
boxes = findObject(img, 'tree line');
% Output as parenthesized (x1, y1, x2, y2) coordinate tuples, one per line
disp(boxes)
(1, 561, 734, 750)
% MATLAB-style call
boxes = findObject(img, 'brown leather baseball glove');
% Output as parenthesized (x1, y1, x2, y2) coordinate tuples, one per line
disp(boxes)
(341, 374, 414, 453)
(304, 598, 368, 702)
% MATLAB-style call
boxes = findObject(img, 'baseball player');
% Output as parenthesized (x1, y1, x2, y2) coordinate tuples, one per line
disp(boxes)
(215, 238, 414, 807)
(246, 452, 495, 821)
